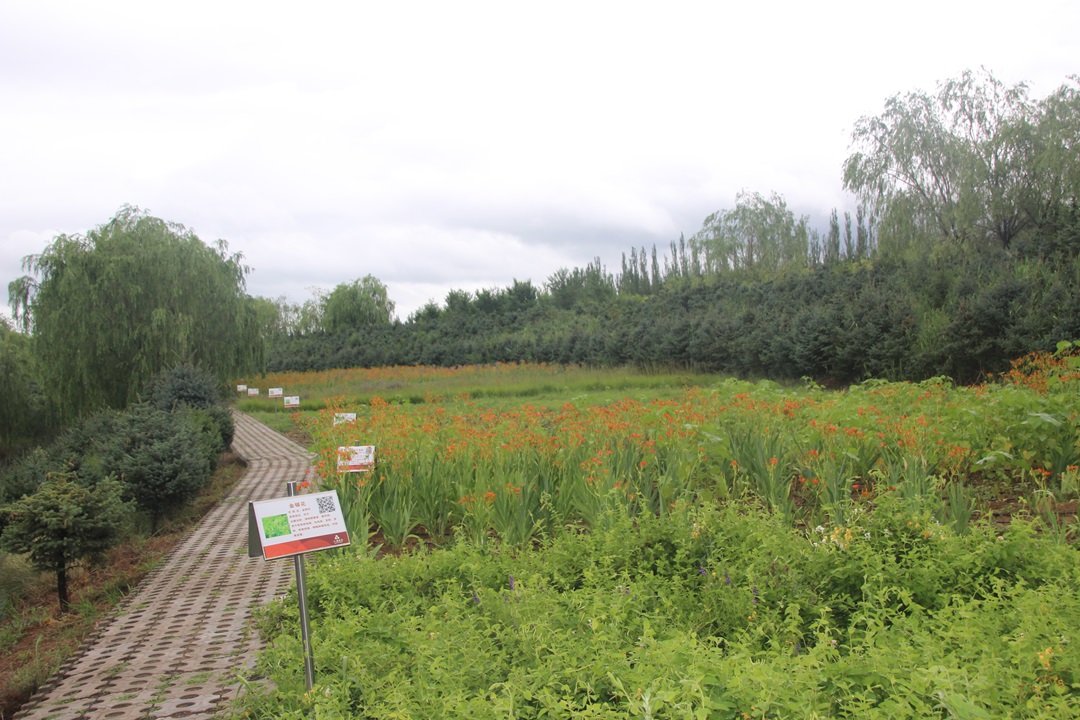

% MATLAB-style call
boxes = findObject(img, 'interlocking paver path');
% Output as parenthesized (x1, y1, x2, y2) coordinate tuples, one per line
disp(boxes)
(14, 412, 311, 720)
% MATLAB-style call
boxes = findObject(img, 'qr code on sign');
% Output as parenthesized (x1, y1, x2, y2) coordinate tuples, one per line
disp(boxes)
(316, 495, 336, 515)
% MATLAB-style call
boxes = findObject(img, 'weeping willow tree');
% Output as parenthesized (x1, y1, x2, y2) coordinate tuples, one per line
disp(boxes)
(0, 317, 50, 455)
(8, 206, 264, 420)
(689, 191, 812, 276)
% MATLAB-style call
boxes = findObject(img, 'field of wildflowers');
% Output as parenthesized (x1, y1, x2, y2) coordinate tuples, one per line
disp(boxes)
(272, 354, 1080, 549)
(236, 353, 1080, 717)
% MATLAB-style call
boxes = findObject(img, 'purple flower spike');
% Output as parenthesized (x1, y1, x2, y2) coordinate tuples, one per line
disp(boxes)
(699, 566, 707, 576)
(724, 571, 732, 586)
(472, 590, 480, 605)
(509, 575, 516, 591)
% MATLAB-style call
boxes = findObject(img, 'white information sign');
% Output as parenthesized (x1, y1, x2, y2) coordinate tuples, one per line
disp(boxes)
(337, 445, 375, 472)
(284, 396, 300, 408)
(269, 387, 283, 398)
(236, 384, 248, 393)
(247, 388, 260, 396)
(333, 412, 357, 425)
(248, 490, 350, 560)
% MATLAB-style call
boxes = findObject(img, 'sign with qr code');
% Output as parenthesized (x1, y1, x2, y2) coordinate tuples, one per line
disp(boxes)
(337, 445, 374, 472)
(248, 490, 350, 560)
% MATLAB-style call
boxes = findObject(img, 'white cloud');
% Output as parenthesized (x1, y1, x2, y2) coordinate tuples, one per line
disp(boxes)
(2, 0, 1079, 322)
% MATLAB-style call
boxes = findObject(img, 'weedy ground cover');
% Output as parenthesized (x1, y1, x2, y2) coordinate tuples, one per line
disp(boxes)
(240, 506, 1079, 718)
(233, 353, 1079, 717)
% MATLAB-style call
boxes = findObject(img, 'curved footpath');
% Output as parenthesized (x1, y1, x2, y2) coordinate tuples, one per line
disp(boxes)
(14, 412, 311, 720)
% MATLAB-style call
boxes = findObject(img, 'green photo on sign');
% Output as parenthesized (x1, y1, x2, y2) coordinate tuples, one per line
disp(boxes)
(263, 514, 291, 539)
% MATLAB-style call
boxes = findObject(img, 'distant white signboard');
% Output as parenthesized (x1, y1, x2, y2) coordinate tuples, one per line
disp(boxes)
(269, 387, 283, 398)
(284, 396, 300, 408)
(337, 445, 375, 473)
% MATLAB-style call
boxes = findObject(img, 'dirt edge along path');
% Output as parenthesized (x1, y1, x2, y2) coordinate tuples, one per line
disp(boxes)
(14, 412, 310, 720)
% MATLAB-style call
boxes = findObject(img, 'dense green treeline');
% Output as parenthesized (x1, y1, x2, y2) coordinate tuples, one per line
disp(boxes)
(266, 245, 1080, 384)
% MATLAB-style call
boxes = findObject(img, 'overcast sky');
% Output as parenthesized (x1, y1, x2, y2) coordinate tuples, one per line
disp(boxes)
(2, 1, 1077, 323)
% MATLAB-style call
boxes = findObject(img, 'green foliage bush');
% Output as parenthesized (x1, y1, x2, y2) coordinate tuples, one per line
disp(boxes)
(112, 407, 211, 533)
(0, 319, 52, 459)
(242, 502, 1080, 718)
(47, 409, 124, 487)
(2, 394, 229, 545)
(0, 448, 54, 511)
(178, 408, 226, 470)
(0, 474, 131, 611)
(146, 362, 222, 411)
(205, 404, 235, 451)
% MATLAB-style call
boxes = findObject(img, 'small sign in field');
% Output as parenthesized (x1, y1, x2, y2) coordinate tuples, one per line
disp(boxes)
(248, 490, 350, 560)
(284, 395, 300, 408)
(269, 387, 283, 398)
(337, 445, 375, 472)
(247, 387, 259, 396)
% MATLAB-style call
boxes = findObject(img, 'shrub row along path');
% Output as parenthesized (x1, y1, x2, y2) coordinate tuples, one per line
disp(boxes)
(15, 412, 310, 720)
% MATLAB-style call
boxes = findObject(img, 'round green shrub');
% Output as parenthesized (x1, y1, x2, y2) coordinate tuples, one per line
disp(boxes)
(146, 362, 221, 411)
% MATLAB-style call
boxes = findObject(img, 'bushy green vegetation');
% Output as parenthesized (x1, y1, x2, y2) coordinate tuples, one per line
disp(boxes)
(1, 475, 130, 612)
(236, 358, 1079, 717)
(0, 363, 236, 606)
(266, 240, 1080, 384)
(243, 504, 1079, 718)
(0, 318, 52, 460)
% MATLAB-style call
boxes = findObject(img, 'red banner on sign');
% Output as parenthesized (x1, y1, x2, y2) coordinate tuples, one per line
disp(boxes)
(262, 531, 351, 559)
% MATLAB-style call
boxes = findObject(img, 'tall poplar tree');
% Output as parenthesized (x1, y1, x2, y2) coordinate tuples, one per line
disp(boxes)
(8, 206, 264, 420)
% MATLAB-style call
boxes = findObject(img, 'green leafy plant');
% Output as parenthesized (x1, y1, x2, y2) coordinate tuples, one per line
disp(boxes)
(0, 474, 131, 612)
(239, 499, 1080, 718)
(145, 362, 222, 411)
(113, 407, 211, 533)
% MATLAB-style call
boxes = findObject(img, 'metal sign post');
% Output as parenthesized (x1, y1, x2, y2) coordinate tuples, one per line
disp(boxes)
(287, 480, 317, 692)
